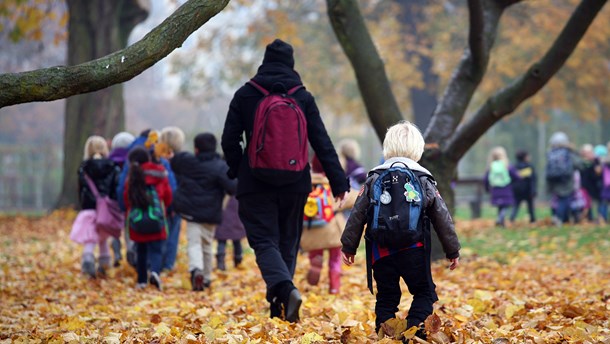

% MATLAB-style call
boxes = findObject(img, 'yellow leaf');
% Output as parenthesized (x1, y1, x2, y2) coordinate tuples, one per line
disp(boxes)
(154, 322, 171, 336)
(301, 332, 324, 344)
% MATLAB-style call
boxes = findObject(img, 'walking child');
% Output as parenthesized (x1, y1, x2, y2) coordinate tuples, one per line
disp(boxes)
(509, 149, 537, 223)
(484, 146, 520, 227)
(170, 133, 237, 291)
(123, 147, 172, 290)
(70, 135, 121, 278)
(341, 121, 460, 341)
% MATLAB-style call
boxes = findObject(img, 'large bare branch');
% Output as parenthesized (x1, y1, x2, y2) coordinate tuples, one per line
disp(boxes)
(326, 0, 403, 141)
(0, 0, 230, 108)
(423, 0, 505, 148)
(445, 0, 607, 161)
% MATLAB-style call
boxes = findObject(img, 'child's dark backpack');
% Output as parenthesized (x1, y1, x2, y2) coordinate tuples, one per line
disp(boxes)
(545, 147, 573, 183)
(366, 163, 429, 249)
(247, 80, 308, 186)
(128, 186, 166, 234)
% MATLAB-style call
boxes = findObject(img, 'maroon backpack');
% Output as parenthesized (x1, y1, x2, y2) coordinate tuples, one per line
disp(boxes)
(247, 79, 308, 186)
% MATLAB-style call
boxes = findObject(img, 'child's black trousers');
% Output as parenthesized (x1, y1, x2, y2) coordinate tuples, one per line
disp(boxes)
(372, 247, 438, 331)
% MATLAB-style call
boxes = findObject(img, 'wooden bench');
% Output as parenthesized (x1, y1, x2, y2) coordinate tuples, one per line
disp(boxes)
(453, 177, 485, 219)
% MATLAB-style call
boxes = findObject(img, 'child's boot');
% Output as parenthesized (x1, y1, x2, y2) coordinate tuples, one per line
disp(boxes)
(216, 253, 226, 271)
(234, 254, 242, 268)
(97, 255, 112, 277)
(81, 253, 96, 278)
(111, 238, 122, 267)
(329, 270, 341, 294)
(306, 252, 323, 286)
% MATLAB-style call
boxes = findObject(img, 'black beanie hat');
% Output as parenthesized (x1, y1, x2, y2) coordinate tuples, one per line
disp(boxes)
(262, 39, 295, 68)
(194, 133, 217, 153)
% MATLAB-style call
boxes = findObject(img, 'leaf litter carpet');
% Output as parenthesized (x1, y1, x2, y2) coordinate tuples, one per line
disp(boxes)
(0, 211, 608, 343)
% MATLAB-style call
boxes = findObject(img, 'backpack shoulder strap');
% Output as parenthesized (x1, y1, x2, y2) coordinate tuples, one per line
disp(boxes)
(83, 173, 100, 198)
(286, 85, 304, 95)
(247, 80, 269, 96)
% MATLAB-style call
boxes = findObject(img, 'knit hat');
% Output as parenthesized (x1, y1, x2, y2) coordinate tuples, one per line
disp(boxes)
(111, 132, 135, 149)
(262, 39, 295, 68)
(549, 131, 569, 147)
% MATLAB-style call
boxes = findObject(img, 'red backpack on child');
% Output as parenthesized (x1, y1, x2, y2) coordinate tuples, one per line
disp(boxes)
(247, 80, 309, 186)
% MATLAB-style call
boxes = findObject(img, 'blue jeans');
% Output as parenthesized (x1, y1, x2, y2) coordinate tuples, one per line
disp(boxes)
(556, 195, 572, 223)
(161, 214, 182, 271)
(136, 240, 164, 284)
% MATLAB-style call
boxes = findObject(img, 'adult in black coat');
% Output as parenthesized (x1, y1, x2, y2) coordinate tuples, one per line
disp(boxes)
(221, 38, 349, 322)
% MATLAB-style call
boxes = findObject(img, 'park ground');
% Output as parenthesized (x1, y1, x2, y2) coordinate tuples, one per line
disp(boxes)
(0, 207, 609, 343)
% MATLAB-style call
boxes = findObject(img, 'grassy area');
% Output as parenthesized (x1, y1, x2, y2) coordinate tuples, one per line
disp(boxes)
(457, 220, 610, 264)
(453, 203, 552, 221)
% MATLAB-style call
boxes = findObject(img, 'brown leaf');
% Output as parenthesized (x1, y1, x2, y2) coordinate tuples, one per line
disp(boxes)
(424, 313, 442, 334)
(150, 314, 162, 324)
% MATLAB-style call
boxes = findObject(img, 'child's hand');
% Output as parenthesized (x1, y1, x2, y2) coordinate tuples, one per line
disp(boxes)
(342, 252, 355, 266)
(448, 257, 459, 270)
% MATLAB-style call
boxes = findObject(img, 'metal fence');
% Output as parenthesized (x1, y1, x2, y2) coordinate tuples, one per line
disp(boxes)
(0, 144, 62, 211)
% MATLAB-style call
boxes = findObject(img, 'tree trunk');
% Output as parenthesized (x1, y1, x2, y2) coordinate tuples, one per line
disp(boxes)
(55, 0, 149, 207)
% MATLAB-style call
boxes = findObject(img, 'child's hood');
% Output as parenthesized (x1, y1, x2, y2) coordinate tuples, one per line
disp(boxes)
(141, 162, 168, 185)
(372, 157, 432, 176)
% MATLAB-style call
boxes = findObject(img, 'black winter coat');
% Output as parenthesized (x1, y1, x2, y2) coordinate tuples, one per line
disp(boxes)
(512, 161, 537, 200)
(170, 151, 237, 224)
(221, 62, 349, 198)
(78, 158, 121, 210)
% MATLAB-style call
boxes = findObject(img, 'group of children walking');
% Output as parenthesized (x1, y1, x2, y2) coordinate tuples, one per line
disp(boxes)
(70, 128, 245, 291)
(484, 131, 610, 226)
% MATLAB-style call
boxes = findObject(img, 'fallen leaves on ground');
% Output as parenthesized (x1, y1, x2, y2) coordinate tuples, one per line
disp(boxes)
(0, 210, 609, 343)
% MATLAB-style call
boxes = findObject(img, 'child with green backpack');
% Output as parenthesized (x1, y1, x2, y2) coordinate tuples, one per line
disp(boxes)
(123, 147, 173, 290)
(484, 146, 520, 227)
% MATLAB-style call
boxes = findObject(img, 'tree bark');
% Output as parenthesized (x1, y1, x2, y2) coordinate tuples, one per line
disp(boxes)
(54, 0, 150, 207)
(326, 0, 403, 141)
(0, 0, 230, 108)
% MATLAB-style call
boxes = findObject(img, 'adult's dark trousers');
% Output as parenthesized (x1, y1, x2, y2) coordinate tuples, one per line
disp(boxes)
(372, 247, 438, 331)
(238, 191, 308, 302)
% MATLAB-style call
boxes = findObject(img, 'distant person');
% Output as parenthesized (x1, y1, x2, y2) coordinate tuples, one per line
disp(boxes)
(579, 144, 602, 222)
(509, 150, 537, 223)
(340, 121, 460, 341)
(545, 132, 583, 225)
(338, 138, 367, 189)
(108, 131, 135, 267)
(158, 126, 186, 273)
(484, 146, 520, 227)
(123, 147, 172, 290)
(569, 170, 591, 223)
(221, 38, 349, 322)
(598, 142, 610, 222)
(70, 135, 121, 278)
(214, 195, 246, 271)
(171, 133, 237, 291)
